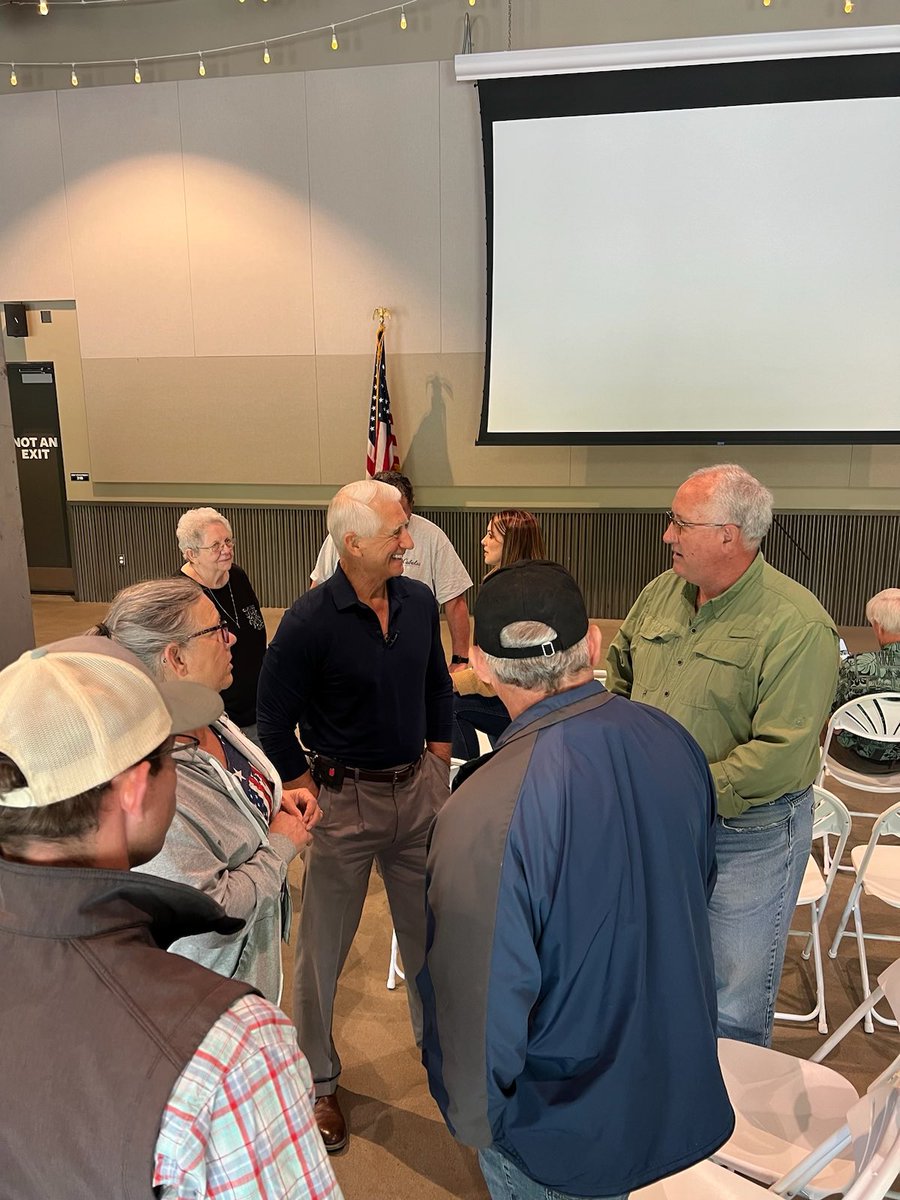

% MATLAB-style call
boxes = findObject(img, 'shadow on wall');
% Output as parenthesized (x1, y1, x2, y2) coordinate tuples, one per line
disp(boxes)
(404, 374, 453, 485)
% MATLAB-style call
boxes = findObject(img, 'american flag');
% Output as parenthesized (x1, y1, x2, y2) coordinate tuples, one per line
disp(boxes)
(366, 321, 400, 477)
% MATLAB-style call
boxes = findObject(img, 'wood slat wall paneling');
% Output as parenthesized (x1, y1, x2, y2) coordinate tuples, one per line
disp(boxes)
(68, 502, 900, 626)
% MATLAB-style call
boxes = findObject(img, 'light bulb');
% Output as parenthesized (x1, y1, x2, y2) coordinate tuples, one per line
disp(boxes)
(468, 0, 476, 7)
(198, 54, 206, 77)
(70, 64, 78, 87)
(844, 0, 853, 10)
(400, 7, 407, 29)
(10, 65, 17, 86)
(38, 0, 49, 14)
(263, 43, 270, 65)
(331, 26, 339, 51)
(133, 60, 141, 84)
(763, 0, 771, 6)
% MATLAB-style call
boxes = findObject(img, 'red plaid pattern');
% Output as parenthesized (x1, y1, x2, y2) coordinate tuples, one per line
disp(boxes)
(154, 994, 342, 1199)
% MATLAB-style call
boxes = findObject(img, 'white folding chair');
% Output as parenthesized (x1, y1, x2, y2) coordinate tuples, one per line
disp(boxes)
(636, 1066, 900, 1200)
(829, 798, 900, 1030)
(818, 693, 900, 811)
(776, 786, 851, 1033)
(711, 957, 900, 1199)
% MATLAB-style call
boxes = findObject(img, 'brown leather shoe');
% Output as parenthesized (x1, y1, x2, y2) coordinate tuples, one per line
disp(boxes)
(314, 1093, 347, 1153)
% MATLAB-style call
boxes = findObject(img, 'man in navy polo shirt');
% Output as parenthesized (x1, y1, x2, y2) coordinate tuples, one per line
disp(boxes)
(258, 478, 453, 1153)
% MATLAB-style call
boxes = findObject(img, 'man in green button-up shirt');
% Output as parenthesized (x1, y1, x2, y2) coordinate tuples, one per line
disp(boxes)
(607, 464, 838, 1046)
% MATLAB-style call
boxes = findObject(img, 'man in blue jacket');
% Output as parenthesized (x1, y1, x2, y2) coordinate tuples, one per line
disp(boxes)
(418, 561, 733, 1200)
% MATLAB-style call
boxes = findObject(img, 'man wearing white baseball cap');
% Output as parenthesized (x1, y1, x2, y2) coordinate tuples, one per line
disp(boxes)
(0, 636, 342, 1200)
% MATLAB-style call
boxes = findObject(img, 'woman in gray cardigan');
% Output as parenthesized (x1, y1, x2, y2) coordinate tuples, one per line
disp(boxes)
(92, 576, 319, 1003)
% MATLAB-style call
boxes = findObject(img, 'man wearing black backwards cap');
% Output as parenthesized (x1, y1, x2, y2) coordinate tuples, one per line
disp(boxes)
(0, 637, 341, 1200)
(417, 562, 733, 1200)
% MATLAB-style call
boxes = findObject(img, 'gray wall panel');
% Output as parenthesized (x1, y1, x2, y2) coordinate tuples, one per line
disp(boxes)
(70, 501, 900, 625)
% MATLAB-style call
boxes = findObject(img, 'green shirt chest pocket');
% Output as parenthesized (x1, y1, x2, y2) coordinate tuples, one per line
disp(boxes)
(687, 634, 758, 715)
(632, 623, 682, 695)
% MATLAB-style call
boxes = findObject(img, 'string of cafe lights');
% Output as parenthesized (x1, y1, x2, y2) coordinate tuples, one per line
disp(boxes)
(2, 0, 483, 86)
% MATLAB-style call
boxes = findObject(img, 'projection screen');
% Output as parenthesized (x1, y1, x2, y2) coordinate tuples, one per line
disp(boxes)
(474, 45, 900, 445)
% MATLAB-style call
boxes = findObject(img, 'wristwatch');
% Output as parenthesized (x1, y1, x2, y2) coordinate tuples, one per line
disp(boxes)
(450, 654, 469, 665)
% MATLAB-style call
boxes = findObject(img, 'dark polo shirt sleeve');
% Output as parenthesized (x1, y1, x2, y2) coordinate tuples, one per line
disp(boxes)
(258, 566, 452, 778)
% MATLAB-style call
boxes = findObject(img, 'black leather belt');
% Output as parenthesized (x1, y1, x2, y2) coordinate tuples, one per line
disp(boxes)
(310, 752, 422, 788)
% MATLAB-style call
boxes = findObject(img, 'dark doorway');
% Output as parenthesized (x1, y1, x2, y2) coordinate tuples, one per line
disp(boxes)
(8, 361, 74, 593)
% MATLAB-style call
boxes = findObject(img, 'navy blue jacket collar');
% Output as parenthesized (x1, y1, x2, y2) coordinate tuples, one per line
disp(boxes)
(497, 679, 605, 749)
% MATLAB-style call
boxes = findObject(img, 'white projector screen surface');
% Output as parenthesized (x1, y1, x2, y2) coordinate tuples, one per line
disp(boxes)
(478, 53, 900, 444)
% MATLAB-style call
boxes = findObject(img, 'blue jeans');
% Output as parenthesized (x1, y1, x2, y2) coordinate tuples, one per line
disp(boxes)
(478, 1147, 628, 1200)
(709, 785, 814, 1046)
(452, 693, 511, 760)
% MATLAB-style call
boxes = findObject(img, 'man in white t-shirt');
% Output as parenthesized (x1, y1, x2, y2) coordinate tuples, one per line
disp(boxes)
(310, 471, 473, 672)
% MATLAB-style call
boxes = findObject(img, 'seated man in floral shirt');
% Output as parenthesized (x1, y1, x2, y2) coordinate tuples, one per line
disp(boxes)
(831, 588, 900, 773)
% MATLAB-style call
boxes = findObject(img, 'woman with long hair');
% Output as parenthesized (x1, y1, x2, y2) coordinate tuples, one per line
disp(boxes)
(452, 510, 546, 760)
(91, 576, 318, 1001)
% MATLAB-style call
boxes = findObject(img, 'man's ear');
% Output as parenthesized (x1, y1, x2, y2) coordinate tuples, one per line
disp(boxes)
(470, 645, 494, 687)
(161, 641, 189, 679)
(109, 759, 152, 821)
(342, 531, 361, 559)
(587, 622, 603, 668)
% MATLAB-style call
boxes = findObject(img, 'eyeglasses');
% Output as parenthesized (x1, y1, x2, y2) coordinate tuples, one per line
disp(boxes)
(194, 537, 235, 553)
(143, 734, 201, 770)
(664, 510, 739, 532)
(184, 619, 231, 644)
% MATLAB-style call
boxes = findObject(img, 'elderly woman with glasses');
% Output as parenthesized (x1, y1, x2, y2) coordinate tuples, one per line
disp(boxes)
(91, 576, 320, 1002)
(176, 507, 267, 743)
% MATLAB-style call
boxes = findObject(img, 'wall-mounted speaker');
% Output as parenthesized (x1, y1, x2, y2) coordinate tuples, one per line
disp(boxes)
(4, 303, 28, 337)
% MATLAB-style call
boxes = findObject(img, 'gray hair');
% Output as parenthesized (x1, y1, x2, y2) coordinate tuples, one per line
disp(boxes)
(866, 588, 900, 634)
(176, 507, 232, 556)
(481, 621, 592, 693)
(688, 464, 773, 549)
(327, 479, 401, 557)
(91, 577, 204, 680)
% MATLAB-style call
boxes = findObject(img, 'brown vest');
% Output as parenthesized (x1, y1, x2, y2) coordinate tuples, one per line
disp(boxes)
(0, 857, 256, 1199)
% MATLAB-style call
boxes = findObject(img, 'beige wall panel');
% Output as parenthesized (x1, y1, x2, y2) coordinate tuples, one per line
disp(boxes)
(83, 356, 319, 484)
(316, 352, 570, 487)
(571, 443, 854, 497)
(306, 63, 442, 356)
(0, 92, 74, 300)
(58, 83, 194, 359)
(848, 444, 900, 490)
(7, 1, 900, 97)
(179, 74, 316, 357)
(439, 62, 486, 354)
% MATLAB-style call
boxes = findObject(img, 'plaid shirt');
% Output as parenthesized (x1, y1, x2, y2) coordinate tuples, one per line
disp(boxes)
(154, 994, 343, 1200)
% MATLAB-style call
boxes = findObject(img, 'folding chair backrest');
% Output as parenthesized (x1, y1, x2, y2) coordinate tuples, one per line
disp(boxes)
(772, 1073, 900, 1200)
(842, 1072, 900, 1200)
(812, 785, 852, 841)
(832, 693, 900, 743)
(872, 798, 900, 841)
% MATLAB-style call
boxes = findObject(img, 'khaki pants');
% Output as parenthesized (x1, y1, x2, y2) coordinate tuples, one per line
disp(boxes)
(294, 751, 449, 1094)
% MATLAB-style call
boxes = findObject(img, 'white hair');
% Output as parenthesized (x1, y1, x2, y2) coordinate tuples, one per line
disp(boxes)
(480, 621, 592, 693)
(176, 507, 232, 556)
(866, 589, 900, 635)
(688, 464, 773, 549)
(327, 480, 401, 557)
